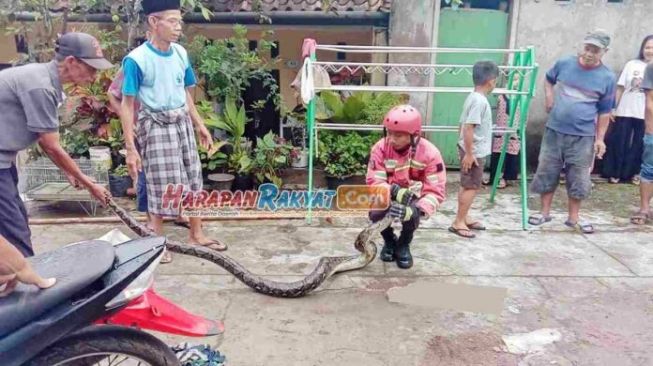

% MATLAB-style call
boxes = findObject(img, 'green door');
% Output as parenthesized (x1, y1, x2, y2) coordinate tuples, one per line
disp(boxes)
(430, 8, 509, 167)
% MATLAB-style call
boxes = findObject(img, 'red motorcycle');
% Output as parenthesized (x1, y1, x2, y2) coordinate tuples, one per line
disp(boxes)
(0, 236, 224, 366)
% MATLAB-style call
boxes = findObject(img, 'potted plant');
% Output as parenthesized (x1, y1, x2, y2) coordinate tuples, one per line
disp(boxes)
(202, 98, 257, 190)
(109, 164, 133, 197)
(61, 129, 94, 159)
(290, 147, 308, 168)
(228, 148, 254, 191)
(318, 131, 378, 190)
(96, 119, 126, 169)
(188, 25, 281, 110)
(251, 132, 293, 187)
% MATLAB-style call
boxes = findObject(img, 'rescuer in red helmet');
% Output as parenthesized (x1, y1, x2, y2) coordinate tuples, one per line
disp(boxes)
(366, 105, 447, 269)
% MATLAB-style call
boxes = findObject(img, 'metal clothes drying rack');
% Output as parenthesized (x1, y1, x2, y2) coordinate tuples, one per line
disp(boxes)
(300, 42, 539, 230)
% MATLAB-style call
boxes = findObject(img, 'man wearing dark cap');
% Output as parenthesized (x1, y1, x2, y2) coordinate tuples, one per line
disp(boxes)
(0, 32, 113, 257)
(529, 29, 616, 234)
(120, 0, 226, 257)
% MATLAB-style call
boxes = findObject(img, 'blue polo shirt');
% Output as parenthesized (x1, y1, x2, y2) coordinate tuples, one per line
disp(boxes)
(546, 56, 616, 137)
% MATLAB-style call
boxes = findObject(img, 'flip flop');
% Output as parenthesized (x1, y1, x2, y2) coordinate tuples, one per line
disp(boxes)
(565, 219, 594, 234)
(194, 239, 228, 252)
(160, 250, 173, 264)
(528, 214, 552, 226)
(466, 222, 486, 231)
(448, 226, 476, 239)
(630, 211, 650, 225)
(174, 220, 192, 229)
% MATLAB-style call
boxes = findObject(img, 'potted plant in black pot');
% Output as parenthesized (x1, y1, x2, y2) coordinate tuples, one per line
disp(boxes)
(109, 164, 133, 197)
(318, 131, 378, 190)
(202, 98, 257, 191)
(227, 147, 254, 191)
(251, 131, 293, 188)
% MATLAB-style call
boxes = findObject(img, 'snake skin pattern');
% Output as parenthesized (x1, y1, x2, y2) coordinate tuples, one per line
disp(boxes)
(106, 198, 392, 298)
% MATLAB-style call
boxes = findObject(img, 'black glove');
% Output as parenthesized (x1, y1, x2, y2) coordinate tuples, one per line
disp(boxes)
(390, 184, 417, 205)
(389, 202, 421, 222)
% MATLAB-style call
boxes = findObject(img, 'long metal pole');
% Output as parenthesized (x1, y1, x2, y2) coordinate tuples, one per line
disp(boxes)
(306, 52, 317, 224)
(520, 47, 538, 230)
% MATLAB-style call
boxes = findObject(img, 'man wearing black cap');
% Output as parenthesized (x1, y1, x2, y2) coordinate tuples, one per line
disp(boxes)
(120, 0, 226, 256)
(0, 32, 113, 257)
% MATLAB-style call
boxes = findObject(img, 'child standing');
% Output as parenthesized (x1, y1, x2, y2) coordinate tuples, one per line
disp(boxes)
(366, 105, 447, 269)
(450, 61, 499, 239)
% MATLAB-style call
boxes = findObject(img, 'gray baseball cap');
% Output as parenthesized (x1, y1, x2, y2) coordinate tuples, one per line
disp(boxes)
(583, 29, 611, 49)
(55, 32, 114, 70)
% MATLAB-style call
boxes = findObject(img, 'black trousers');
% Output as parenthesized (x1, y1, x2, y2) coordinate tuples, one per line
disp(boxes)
(0, 165, 33, 257)
(602, 116, 645, 181)
(489, 152, 520, 182)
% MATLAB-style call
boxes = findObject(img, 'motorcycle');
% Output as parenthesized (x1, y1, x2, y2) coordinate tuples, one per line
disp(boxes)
(0, 234, 224, 366)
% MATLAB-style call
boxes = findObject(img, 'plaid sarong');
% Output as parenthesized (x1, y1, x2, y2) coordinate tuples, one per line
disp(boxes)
(136, 106, 202, 216)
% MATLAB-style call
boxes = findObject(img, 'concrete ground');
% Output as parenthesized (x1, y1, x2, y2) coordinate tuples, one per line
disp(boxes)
(28, 180, 653, 366)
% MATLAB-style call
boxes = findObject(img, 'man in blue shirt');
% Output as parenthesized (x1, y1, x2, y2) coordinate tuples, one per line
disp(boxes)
(120, 0, 226, 258)
(529, 29, 616, 233)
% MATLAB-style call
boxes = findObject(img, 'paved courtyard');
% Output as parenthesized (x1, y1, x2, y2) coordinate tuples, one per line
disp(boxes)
(28, 181, 653, 366)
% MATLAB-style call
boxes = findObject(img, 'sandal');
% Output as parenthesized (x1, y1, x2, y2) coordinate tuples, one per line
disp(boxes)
(497, 179, 507, 189)
(160, 250, 173, 264)
(609, 177, 620, 184)
(528, 214, 552, 226)
(630, 211, 650, 225)
(194, 239, 228, 252)
(448, 226, 476, 238)
(466, 221, 486, 231)
(632, 176, 641, 186)
(565, 219, 594, 234)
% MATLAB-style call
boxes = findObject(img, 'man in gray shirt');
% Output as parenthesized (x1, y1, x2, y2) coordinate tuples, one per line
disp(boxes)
(0, 32, 113, 257)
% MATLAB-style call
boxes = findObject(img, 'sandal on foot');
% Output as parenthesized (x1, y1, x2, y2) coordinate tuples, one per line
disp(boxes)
(195, 239, 228, 251)
(565, 220, 594, 234)
(528, 214, 552, 226)
(632, 176, 641, 186)
(160, 250, 173, 264)
(609, 177, 620, 184)
(448, 226, 476, 238)
(630, 211, 650, 225)
(466, 221, 486, 231)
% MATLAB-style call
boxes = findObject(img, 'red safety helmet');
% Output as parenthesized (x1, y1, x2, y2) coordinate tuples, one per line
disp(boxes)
(382, 105, 422, 135)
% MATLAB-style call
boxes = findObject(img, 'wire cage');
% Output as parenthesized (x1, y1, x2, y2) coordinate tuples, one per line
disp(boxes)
(20, 157, 110, 216)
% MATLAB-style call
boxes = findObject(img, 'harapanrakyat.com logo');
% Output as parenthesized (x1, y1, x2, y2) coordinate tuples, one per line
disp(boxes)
(160, 183, 390, 217)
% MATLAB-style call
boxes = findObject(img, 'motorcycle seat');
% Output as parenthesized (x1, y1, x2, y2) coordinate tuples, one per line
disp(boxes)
(0, 240, 115, 338)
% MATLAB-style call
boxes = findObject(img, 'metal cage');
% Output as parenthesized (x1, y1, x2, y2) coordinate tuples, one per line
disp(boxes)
(21, 157, 109, 216)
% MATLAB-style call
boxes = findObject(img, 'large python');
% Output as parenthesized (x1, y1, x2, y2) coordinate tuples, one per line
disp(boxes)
(106, 198, 393, 298)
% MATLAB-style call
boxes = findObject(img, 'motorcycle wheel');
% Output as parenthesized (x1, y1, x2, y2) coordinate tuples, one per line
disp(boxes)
(26, 325, 180, 366)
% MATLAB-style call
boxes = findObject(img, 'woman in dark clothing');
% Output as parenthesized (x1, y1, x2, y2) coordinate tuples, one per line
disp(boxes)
(602, 35, 653, 185)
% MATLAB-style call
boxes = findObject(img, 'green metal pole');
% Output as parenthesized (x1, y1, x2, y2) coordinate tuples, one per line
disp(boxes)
(520, 47, 538, 230)
(490, 52, 522, 203)
(306, 52, 317, 224)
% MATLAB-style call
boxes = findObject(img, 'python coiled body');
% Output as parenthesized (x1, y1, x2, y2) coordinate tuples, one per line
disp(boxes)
(107, 198, 392, 298)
